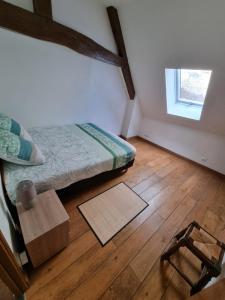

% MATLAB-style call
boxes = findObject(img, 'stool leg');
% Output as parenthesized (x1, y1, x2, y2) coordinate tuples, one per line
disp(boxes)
(190, 273, 212, 296)
(161, 239, 185, 261)
(174, 226, 189, 240)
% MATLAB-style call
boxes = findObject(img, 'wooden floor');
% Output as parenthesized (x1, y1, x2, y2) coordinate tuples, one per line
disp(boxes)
(25, 137, 225, 300)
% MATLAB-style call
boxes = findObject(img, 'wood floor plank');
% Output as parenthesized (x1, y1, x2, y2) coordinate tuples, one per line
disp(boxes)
(26, 231, 97, 298)
(100, 266, 140, 300)
(182, 176, 223, 230)
(134, 146, 167, 165)
(68, 209, 90, 241)
(66, 212, 164, 300)
(113, 162, 196, 247)
(147, 156, 173, 170)
(133, 258, 175, 300)
(125, 165, 156, 188)
(132, 157, 183, 195)
(155, 158, 182, 178)
(132, 173, 160, 194)
(188, 279, 225, 300)
(26, 138, 225, 300)
(207, 181, 225, 227)
(130, 196, 196, 282)
(140, 161, 192, 202)
(30, 241, 116, 300)
(157, 170, 206, 220)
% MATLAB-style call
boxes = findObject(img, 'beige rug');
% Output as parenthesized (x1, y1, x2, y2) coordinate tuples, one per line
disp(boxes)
(78, 183, 148, 245)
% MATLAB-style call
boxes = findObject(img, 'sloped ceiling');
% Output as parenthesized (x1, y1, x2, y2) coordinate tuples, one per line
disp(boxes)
(106, 0, 225, 136)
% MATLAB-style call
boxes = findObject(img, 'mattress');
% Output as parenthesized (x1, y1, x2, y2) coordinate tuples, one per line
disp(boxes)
(3, 123, 136, 204)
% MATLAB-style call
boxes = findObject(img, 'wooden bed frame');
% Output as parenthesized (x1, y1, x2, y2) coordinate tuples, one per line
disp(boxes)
(0, 159, 134, 227)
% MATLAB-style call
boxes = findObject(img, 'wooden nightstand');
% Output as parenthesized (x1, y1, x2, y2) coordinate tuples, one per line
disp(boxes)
(17, 190, 70, 268)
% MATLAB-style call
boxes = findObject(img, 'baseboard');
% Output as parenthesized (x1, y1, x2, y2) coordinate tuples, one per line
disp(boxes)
(138, 136, 225, 178)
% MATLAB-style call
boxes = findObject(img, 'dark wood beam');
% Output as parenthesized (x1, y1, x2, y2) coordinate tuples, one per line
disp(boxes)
(0, 0, 122, 67)
(107, 6, 135, 100)
(33, 0, 52, 19)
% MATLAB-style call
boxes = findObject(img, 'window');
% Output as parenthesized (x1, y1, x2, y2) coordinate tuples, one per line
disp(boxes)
(165, 69, 212, 120)
(176, 69, 212, 106)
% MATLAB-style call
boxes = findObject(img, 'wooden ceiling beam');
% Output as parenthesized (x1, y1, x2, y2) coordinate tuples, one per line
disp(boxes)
(33, 0, 52, 19)
(107, 6, 135, 100)
(0, 1, 135, 99)
(0, 0, 123, 67)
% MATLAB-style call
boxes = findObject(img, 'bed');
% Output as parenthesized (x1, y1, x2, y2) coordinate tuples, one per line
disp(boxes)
(2, 123, 136, 205)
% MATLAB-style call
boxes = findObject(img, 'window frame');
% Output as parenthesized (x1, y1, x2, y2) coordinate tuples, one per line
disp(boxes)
(176, 69, 204, 107)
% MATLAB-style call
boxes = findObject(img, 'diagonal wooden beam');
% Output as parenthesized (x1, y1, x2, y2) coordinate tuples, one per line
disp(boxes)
(107, 6, 135, 100)
(33, 0, 52, 19)
(0, 0, 122, 67)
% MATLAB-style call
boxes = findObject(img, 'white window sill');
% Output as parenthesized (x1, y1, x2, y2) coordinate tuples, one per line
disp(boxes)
(167, 102, 202, 120)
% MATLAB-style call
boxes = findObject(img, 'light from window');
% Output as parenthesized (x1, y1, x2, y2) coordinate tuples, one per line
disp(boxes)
(177, 69, 212, 106)
(165, 68, 212, 121)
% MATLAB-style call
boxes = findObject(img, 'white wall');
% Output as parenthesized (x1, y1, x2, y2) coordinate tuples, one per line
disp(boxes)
(140, 118, 225, 174)
(127, 99, 141, 137)
(116, 0, 225, 136)
(0, 0, 129, 135)
(121, 97, 141, 138)
(105, 0, 225, 173)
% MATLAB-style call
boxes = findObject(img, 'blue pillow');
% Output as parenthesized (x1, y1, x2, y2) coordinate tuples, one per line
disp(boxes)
(0, 113, 32, 141)
(0, 129, 45, 166)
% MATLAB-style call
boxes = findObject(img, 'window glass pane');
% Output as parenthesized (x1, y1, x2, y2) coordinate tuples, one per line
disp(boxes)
(179, 69, 212, 103)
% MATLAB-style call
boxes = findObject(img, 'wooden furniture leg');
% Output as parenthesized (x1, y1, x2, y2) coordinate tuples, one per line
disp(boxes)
(191, 272, 213, 295)
(161, 238, 185, 261)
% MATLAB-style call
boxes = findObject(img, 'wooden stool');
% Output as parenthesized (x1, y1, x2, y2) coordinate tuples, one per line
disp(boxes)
(161, 221, 225, 295)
